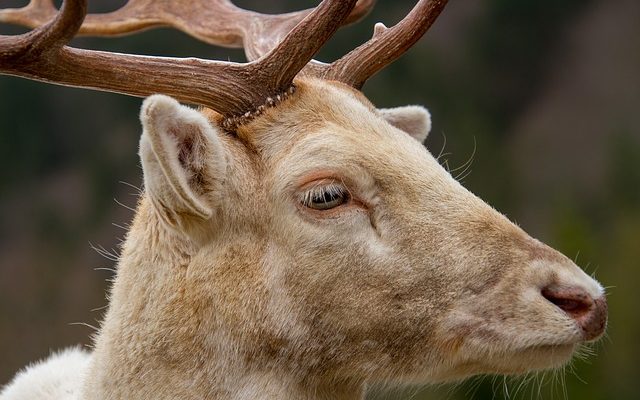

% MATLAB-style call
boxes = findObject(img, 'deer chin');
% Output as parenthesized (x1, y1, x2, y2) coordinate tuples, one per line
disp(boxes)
(475, 343, 578, 379)
(387, 341, 576, 386)
(441, 344, 577, 382)
(414, 339, 579, 384)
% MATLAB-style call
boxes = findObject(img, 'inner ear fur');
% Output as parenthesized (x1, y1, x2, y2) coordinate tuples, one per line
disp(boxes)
(139, 95, 225, 227)
(379, 105, 432, 143)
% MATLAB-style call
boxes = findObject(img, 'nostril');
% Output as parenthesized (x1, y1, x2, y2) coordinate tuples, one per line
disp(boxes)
(541, 286, 593, 318)
(541, 285, 607, 341)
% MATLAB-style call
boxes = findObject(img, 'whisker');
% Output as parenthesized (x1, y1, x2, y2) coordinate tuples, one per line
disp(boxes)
(114, 198, 136, 212)
(89, 242, 120, 262)
(450, 140, 476, 173)
(457, 168, 474, 183)
(561, 365, 568, 400)
(502, 375, 510, 399)
(452, 136, 477, 178)
(112, 222, 130, 231)
(94, 267, 117, 273)
(436, 131, 448, 160)
(119, 180, 143, 195)
(68, 321, 99, 332)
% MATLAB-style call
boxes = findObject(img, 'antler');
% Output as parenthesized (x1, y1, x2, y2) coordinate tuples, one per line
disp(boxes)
(0, 0, 448, 121)
(0, 0, 375, 62)
(306, 0, 448, 89)
(0, 0, 357, 120)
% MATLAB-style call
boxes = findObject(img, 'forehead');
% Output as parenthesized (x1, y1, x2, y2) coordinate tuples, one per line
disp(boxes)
(240, 79, 376, 143)
(243, 79, 429, 163)
(237, 78, 443, 191)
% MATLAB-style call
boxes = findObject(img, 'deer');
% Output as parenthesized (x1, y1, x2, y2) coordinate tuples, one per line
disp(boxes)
(0, 0, 608, 399)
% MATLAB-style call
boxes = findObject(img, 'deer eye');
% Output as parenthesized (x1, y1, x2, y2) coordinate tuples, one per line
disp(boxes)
(301, 182, 350, 211)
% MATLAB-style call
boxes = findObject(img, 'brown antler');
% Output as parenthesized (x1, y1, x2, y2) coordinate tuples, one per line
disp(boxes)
(0, 0, 375, 62)
(0, 0, 357, 121)
(1, 0, 447, 118)
(306, 0, 448, 89)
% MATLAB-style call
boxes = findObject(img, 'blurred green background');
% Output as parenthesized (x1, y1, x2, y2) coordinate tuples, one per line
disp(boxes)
(0, 0, 638, 398)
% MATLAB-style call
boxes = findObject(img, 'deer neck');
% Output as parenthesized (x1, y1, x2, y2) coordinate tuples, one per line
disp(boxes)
(82, 198, 364, 399)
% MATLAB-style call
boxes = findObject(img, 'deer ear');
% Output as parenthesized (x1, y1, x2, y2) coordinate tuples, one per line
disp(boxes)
(139, 95, 225, 226)
(379, 105, 432, 143)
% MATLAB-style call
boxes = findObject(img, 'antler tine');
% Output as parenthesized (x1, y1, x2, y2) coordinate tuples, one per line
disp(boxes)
(0, 0, 357, 120)
(238, 0, 376, 61)
(0, 0, 84, 60)
(308, 0, 448, 89)
(0, 0, 375, 62)
(252, 0, 358, 95)
(0, 0, 57, 29)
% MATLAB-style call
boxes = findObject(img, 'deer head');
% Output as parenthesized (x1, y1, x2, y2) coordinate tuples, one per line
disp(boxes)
(0, 1, 607, 398)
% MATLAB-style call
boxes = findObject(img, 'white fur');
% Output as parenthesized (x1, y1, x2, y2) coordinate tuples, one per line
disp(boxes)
(0, 348, 90, 400)
(379, 105, 432, 143)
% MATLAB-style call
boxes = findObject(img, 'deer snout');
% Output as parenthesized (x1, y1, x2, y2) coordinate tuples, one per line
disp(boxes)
(541, 285, 608, 341)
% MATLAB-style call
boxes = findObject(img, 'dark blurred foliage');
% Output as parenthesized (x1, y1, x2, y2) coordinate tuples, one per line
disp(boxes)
(1, 0, 639, 398)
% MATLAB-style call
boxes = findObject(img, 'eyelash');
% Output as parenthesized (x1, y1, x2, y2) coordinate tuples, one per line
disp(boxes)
(300, 181, 350, 211)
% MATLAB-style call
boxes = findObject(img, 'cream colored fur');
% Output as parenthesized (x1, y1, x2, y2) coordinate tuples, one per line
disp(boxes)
(2, 78, 604, 400)
(0, 348, 90, 400)
(379, 105, 431, 143)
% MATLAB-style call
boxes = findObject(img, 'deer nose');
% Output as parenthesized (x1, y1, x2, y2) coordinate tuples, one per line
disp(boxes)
(541, 285, 608, 341)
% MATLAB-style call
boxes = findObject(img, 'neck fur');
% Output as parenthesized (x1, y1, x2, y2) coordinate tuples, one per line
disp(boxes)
(81, 197, 365, 399)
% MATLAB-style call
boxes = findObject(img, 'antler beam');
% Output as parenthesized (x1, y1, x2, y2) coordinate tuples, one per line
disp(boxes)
(0, 0, 358, 119)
